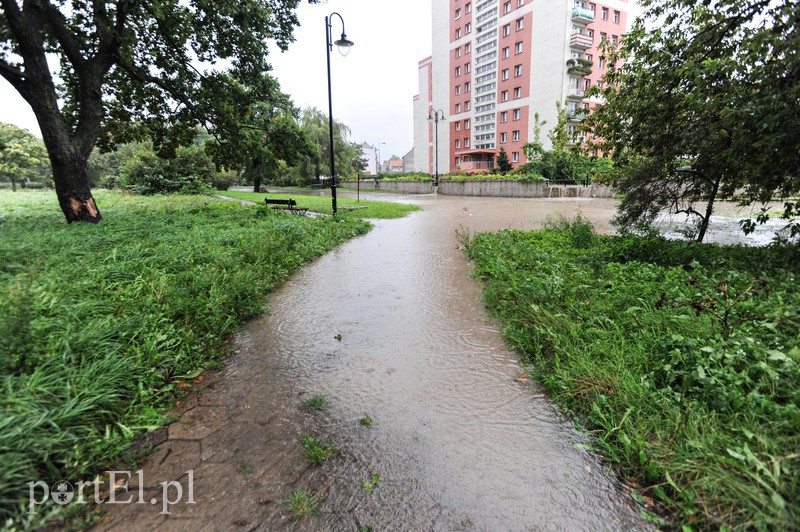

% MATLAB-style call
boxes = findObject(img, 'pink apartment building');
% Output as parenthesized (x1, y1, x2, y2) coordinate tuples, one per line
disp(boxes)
(413, 0, 635, 175)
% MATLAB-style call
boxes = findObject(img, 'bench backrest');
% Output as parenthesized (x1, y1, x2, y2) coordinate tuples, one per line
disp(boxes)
(264, 198, 296, 206)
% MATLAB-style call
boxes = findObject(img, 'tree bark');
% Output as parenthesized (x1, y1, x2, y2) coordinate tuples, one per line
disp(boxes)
(50, 149, 102, 223)
(696, 175, 721, 243)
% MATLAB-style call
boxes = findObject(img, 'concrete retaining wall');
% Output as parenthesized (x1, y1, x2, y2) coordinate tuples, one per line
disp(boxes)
(342, 180, 615, 198)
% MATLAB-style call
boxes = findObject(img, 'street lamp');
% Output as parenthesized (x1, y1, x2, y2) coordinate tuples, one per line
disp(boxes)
(325, 12, 354, 215)
(428, 108, 445, 187)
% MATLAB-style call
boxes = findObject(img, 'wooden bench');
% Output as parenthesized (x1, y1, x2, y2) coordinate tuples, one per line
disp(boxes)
(264, 197, 308, 215)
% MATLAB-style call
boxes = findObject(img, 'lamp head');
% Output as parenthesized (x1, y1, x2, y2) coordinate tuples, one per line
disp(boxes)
(334, 33, 354, 56)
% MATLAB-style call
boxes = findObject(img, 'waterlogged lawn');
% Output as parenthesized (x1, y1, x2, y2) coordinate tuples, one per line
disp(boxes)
(218, 190, 420, 219)
(465, 218, 800, 529)
(0, 190, 371, 525)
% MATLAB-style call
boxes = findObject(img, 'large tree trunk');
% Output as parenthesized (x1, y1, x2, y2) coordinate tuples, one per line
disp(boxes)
(696, 175, 722, 243)
(50, 149, 101, 223)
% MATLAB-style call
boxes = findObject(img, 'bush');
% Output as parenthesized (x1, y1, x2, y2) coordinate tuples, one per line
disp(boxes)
(212, 169, 238, 190)
(121, 144, 214, 195)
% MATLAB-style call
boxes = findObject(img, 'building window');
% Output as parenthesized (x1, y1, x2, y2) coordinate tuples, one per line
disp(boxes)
(514, 64, 522, 76)
(503, 24, 511, 37)
(455, 66, 461, 77)
(466, 2, 472, 13)
(512, 130, 520, 141)
(584, 78, 591, 90)
(512, 151, 519, 163)
(465, 81, 471, 92)
(465, 138, 470, 147)
(611, 35, 618, 45)
(513, 87, 521, 99)
(600, 32, 607, 42)
(587, 29, 594, 38)
(455, 85, 461, 95)
(455, 8, 461, 19)
(465, 43, 471, 53)
(504, 2, 511, 13)
(456, 121, 461, 131)
(515, 41, 523, 53)
(455, 139, 461, 148)
(517, 0, 523, 6)
(456, 28, 461, 39)
(465, 101, 471, 110)
(500, 132, 507, 143)
(465, 62, 471, 73)
(501, 111, 508, 122)
(502, 47, 510, 59)
(502, 68, 509, 80)
(596, 80, 603, 88)
(613, 10, 620, 23)
(456, 47, 462, 58)
(456, 103, 461, 113)
(513, 108, 520, 120)
(465, 119, 471, 129)
(601, 7, 608, 20)
(598, 56, 605, 68)
(455, 156, 461, 165)
(586, 53, 593, 62)
(501, 90, 509, 101)
(516, 18, 524, 30)
(466, 23, 472, 34)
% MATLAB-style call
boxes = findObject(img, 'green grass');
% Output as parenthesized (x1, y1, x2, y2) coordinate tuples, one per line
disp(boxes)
(300, 395, 328, 412)
(285, 488, 320, 521)
(0, 189, 370, 526)
(298, 435, 335, 465)
(218, 190, 420, 219)
(464, 216, 800, 529)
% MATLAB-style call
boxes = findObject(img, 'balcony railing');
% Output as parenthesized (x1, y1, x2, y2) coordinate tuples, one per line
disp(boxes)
(571, 6, 595, 23)
(567, 87, 585, 99)
(570, 33, 593, 50)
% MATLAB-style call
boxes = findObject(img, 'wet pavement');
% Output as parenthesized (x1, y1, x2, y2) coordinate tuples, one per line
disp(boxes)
(99, 193, 652, 531)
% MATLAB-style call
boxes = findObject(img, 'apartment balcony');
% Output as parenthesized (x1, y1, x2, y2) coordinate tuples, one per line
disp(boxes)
(571, 6, 595, 24)
(566, 87, 585, 100)
(570, 32, 593, 50)
(566, 109, 586, 122)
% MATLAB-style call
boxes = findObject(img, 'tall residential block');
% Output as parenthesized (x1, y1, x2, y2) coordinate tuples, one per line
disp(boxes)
(413, 0, 635, 174)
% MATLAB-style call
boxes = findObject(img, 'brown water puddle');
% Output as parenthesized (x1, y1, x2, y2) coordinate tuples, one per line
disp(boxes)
(99, 195, 651, 531)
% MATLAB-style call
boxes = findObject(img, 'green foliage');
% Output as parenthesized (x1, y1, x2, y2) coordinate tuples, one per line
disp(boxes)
(300, 395, 328, 412)
(585, 0, 800, 241)
(0, 190, 369, 525)
(362, 473, 380, 494)
(212, 169, 238, 191)
(465, 223, 800, 529)
(0, 123, 51, 190)
(285, 489, 321, 521)
(298, 436, 335, 465)
(495, 147, 513, 175)
(120, 144, 214, 195)
(547, 101, 571, 153)
(219, 190, 420, 219)
(1, 0, 316, 220)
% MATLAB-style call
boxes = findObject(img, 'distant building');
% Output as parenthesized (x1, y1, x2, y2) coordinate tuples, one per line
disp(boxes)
(413, 0, 635, 174)
(361, 142, 377, 175)
(388, 157, 404, 173)
(402, 148, 415, 172)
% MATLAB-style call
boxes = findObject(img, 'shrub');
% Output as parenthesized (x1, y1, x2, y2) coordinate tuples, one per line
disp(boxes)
(121, 144, 214, 195)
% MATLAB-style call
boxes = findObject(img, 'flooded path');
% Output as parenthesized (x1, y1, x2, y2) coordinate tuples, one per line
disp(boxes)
(102, 195, 650, 531)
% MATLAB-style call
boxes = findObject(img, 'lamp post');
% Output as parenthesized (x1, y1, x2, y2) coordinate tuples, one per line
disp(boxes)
(325, 12, 354, 215)
(428, 109, 445, 187)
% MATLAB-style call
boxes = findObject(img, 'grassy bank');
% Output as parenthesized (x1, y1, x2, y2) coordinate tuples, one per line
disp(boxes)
(0, 190, 371, 526)
(464, 217, 799, 529)
(218, 190, 420, 219)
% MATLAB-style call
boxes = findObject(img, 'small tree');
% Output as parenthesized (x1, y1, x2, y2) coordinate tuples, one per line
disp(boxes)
(495, 147, 513, 174)
(0, 123, 50, 191)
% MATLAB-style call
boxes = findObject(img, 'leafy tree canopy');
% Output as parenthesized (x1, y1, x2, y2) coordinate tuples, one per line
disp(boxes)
(0, 0, 318, 222)
(0, 123, 50, 190)
(585, 0, 799, 242)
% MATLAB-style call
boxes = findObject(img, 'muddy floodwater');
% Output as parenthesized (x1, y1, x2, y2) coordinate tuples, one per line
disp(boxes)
(104, 194, 687, 530)
(229, 194, 648, 530)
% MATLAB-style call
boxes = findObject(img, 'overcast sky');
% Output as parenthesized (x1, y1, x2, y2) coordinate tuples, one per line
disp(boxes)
(0, 0, 432, 162)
